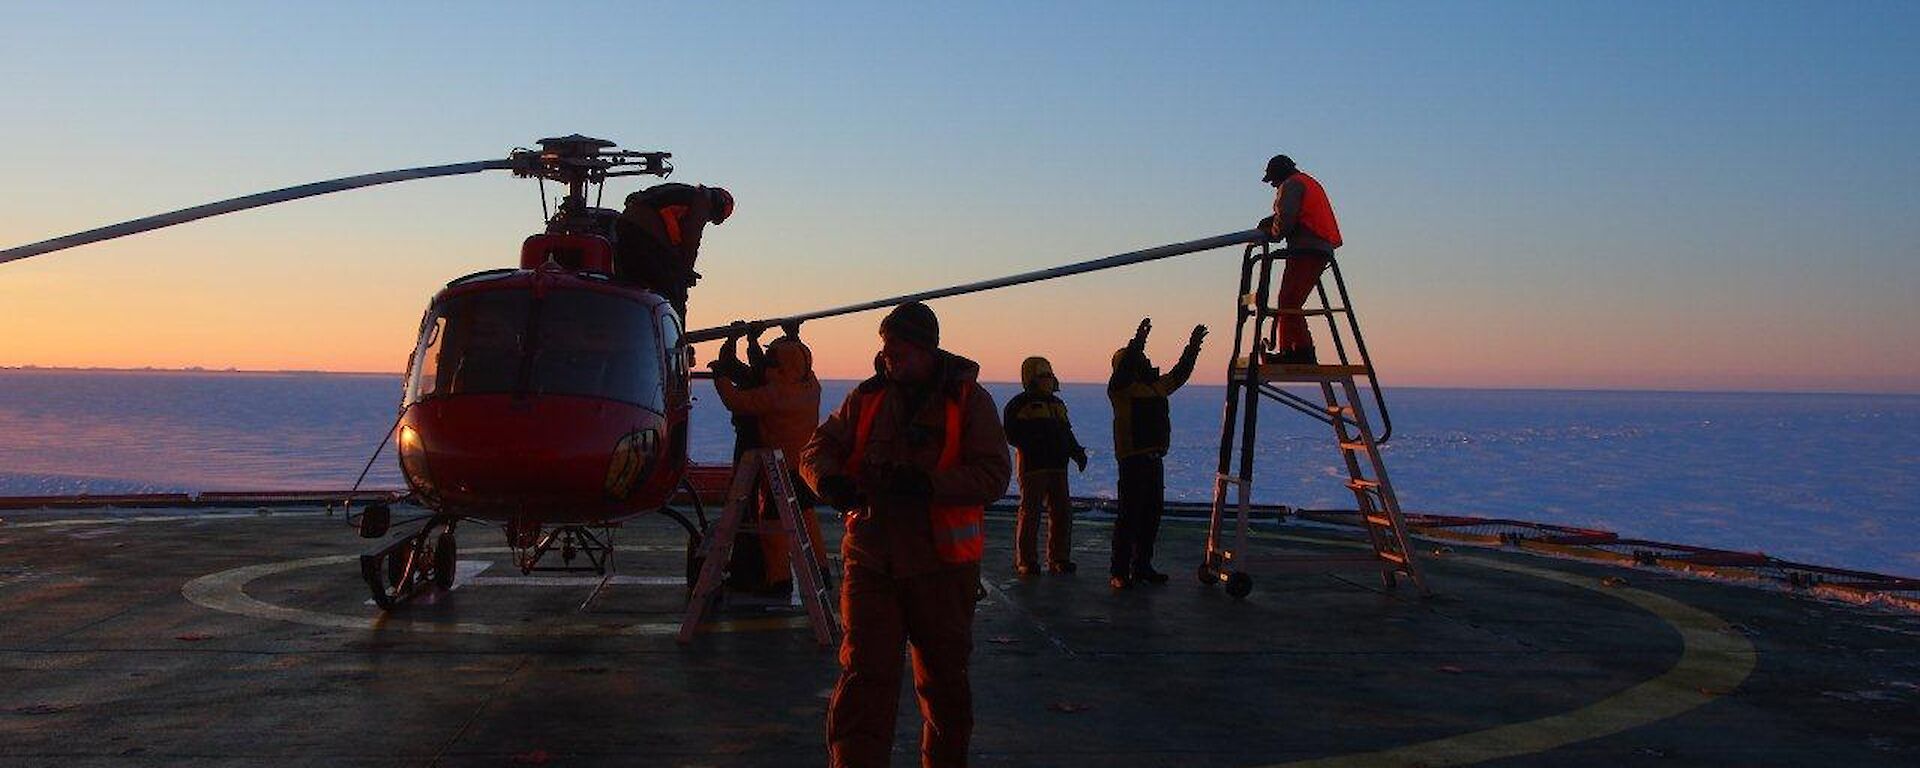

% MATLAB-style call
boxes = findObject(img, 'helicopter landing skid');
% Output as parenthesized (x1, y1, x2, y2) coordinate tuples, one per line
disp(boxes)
(360, 515, 459, 610)
(512, 525, 615, 575)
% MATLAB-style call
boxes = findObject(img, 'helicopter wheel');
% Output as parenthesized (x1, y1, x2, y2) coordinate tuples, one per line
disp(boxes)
(1198, 561, 1217, 585)
(385, 549, 409, 589)
(1225, 571, 1254, 599)
(433, 532, 458, 589)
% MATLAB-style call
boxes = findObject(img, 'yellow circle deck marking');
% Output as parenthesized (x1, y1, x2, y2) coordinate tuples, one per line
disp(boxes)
(176, 513, 1757, 760)
(1255, 546, 1757, 767)
(182, 547, 810, 637)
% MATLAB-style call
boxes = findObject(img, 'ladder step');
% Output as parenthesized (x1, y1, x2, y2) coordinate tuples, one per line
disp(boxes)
(1239, 293, 1262, 308)
(1377, 550, 1407, 565)
(1339, 441, 1373, 453)
(1325, 405, 1356, 416)
(1347, 478, 1380, 491)
(1363, 514, 1393, 528)
(1272, 307, 1349, 316)
(1237, 362, 1373, 381)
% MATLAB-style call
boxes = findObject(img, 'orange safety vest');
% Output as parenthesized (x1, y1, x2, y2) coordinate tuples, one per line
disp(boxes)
(843, 386, 985, 564)
(1289, 172, 1343, 248)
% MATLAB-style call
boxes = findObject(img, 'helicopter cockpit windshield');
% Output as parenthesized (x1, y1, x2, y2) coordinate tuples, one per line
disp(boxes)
(405, 289, 666, 411)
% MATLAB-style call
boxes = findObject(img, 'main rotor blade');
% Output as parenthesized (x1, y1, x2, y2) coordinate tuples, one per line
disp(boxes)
(0, 159, 515, 266)
(685, 230, 1261, 344)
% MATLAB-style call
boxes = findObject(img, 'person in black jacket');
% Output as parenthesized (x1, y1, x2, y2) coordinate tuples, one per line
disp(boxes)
(1107, 318, 1205, 589)
(1002, 356, 1089, 576)
(612, 183, 734, 318)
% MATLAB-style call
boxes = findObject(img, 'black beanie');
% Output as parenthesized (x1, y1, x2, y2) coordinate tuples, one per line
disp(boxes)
(880, 301, 940, 350)
(1262, 154, 1297, 182)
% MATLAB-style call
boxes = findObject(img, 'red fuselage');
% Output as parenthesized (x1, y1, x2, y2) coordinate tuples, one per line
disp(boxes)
(395, 265, 690, 527)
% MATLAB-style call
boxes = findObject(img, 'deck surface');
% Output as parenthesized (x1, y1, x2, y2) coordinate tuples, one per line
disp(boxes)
(1, 506, 1915, 767)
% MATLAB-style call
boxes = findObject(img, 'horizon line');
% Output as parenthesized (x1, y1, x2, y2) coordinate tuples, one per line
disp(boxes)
(5, 364, 1916, 398)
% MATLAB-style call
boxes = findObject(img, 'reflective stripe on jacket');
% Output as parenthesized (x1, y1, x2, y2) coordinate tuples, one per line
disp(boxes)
(846, 388, 984, 563)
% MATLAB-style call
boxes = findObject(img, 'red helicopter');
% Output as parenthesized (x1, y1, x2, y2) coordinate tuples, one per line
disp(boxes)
(3, 135, 713, 606)
(0, 134, 1260, 609)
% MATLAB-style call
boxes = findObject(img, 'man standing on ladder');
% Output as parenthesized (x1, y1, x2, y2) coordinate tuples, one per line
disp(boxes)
(1107, 318, 1206, 589)
(1257, 154, 1343, 364)
(802, 301, 1011, 768)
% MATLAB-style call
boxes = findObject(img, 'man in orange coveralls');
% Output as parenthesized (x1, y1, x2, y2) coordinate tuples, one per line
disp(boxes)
(713, 330, 826, 592)
(802, 301, 1011, 768)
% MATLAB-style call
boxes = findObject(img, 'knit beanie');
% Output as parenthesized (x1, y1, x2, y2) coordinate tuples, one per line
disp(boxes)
(880, 301, 940, 350)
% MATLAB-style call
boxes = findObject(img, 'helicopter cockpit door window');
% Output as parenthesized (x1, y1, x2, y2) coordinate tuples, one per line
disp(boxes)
(405, 315, 447, 403)
(660, 312, 686, 402)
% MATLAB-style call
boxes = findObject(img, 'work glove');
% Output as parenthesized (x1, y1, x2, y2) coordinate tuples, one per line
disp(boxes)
(816, 475, 865, 513)
(880, 463, 934, 497)
(1255, 215, 1274, 240)
(1189, 325, 1209, 348)
(1071, 447, 1089, 473)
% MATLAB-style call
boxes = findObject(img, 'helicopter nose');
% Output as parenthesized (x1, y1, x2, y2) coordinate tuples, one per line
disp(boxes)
(400, 394, 665, 515)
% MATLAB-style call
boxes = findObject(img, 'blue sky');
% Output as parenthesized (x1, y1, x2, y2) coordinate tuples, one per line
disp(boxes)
(2, 2, 1916, 392)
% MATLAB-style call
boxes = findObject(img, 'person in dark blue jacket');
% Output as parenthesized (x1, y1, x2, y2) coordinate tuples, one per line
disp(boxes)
(1003, 356, 1088, 576)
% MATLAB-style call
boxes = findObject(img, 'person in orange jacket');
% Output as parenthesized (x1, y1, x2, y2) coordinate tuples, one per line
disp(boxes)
(801, 301, 1011, 768)
(1256, 154, 1342, 364)
(712, 328, 825, 592)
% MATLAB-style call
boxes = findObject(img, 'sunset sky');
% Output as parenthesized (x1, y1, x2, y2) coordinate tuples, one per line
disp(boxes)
(2, 2, 1916, 393)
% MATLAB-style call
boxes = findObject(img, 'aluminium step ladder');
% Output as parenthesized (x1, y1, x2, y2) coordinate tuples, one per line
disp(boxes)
(679, 447, 839, 646)
(1200, 242, 1429, 598)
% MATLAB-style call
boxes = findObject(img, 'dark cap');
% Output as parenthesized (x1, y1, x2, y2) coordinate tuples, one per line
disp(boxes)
(707, 187, 734, 224)
(880, 301, 940, 350)
(1262, 154, 1297, 183)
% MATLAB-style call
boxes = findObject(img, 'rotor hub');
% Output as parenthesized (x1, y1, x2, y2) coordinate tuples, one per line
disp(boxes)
(510, 134, 672, 188)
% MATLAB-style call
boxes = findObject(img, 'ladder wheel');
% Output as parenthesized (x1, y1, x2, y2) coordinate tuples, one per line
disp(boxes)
(1197, 562, 1218, 585)
(432, 533, 457, 589)
(1225, 571, 1253, 599)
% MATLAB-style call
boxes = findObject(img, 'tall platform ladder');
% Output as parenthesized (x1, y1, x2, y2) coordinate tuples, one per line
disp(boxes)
(679, 448, 839, 646)
(1200, 243, 1429, 598)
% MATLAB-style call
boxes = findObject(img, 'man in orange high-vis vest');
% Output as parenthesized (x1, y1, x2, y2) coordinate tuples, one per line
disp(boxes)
(1257, 154, 1343, 364)
(802, 301, 1011, 768)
